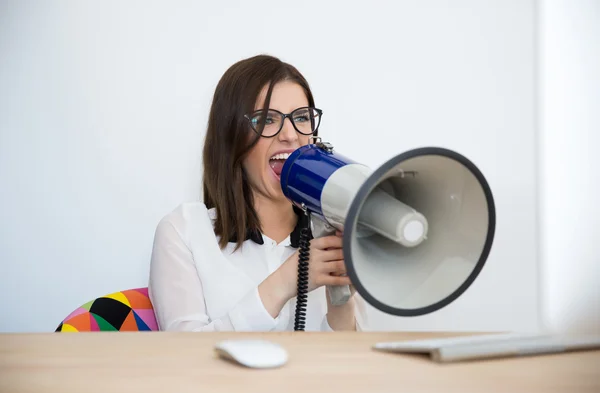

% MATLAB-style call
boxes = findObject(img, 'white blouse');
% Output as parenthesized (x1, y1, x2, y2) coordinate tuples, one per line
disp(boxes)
(148, 202, 368, 332)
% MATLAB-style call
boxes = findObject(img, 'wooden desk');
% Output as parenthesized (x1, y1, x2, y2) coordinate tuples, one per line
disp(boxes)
(1, 332, 598, 393)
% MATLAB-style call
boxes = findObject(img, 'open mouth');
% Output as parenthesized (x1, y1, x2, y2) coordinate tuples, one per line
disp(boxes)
(269, 152, 291, 181)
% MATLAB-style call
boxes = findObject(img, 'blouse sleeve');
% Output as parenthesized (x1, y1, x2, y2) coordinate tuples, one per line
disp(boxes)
(148, 216, 280, 332)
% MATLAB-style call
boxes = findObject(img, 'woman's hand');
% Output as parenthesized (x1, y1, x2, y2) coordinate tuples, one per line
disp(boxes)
(333, 230, 356, 295)
(281, 235, 351, 297)
(258, 233, 351, 319)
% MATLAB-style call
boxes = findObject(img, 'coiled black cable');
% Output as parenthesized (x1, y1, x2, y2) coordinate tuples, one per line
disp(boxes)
(293, 221, 311, 331)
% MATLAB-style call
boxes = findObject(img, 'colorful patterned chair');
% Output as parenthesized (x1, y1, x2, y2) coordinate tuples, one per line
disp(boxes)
(55, 287, 158, 332)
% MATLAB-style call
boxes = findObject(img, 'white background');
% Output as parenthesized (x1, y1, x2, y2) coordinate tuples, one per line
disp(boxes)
(0, 0, 597, 333)
(538, 0, 600, 334)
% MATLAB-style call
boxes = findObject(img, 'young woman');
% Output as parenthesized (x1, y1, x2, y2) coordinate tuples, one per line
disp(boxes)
(148, 54, 368, 331)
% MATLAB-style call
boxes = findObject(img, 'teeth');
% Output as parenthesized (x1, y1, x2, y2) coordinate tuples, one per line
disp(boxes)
(270, 152, 291, 160)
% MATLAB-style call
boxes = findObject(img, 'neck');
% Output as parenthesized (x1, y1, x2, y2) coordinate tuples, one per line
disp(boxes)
(254, 194, 296, 243)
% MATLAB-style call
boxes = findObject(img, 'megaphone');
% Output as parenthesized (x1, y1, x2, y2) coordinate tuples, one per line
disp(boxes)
(280, 137, 495, 329)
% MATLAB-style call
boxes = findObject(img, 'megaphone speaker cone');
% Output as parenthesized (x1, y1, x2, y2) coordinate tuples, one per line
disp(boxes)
(343, 147, 496, 317)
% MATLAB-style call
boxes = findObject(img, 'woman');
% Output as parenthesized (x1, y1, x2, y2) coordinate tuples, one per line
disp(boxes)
(148, 54, 368, 331)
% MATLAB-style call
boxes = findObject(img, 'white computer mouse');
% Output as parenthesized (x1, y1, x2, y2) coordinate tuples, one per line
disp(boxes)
(214, 339, 288, 369)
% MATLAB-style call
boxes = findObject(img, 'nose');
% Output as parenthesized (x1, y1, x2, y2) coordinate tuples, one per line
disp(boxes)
(278, 116, 298, 143)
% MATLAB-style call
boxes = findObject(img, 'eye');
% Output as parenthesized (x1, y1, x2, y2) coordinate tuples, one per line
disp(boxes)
(251, 114, 275, 125)
(293, 110, 310, 123)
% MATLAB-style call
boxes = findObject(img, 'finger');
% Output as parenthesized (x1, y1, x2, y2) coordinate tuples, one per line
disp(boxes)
(312, 235, 342, 250)
(323, 275, 352, 287)
(318, 248, 344, 262)
(323, 260, 346, 274)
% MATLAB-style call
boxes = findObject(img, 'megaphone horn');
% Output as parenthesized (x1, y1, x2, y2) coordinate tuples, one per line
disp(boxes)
(281, 137, 495, 321)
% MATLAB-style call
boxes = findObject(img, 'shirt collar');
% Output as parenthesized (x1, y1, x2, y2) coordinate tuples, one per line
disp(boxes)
(229, 205, 313, 248)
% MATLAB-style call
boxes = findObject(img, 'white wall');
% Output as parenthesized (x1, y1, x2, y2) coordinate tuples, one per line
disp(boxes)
(538, 0, 600, 334)
(0, 0, 540, 333)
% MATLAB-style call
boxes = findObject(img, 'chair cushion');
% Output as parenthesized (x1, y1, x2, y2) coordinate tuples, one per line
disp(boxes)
(56, 287, 158, 332)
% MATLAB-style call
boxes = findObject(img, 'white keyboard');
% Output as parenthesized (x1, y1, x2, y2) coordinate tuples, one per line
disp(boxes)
(373, 333, 600, 362)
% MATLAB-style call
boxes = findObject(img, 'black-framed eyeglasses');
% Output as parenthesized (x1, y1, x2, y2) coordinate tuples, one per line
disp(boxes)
(244, 107, 322, 138)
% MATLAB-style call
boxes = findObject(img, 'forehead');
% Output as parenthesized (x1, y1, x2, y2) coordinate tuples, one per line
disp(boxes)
(255, 80, 309, 112)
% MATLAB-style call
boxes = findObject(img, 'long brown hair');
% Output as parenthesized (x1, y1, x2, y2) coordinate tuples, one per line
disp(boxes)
(202, 54, 316, 250)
